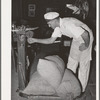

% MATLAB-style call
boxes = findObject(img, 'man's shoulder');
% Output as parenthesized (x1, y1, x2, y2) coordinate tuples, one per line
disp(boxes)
(60, 18, 73, 27)
(62, 17, 76, 20)
(62, 17, 84, 26)
(61, 17, 77, 23)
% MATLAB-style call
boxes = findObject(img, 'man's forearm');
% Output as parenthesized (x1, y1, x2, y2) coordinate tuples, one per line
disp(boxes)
(35, 37, 57, 44)
(81, 30, 90, 47)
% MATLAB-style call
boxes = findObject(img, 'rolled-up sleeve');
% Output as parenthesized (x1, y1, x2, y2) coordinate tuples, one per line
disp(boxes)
(69, 24, 85, 38)
(51, 27, 62, 37)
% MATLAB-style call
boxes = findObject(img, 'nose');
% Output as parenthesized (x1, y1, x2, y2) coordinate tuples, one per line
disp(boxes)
(48, 24, 51, 27)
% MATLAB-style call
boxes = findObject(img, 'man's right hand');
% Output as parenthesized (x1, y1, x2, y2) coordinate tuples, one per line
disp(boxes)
(27, 38, 36, 44)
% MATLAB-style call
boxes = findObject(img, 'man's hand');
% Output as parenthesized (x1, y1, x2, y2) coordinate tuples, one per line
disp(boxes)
(27, 38, 36, 44)
(79, 43, 88, 51)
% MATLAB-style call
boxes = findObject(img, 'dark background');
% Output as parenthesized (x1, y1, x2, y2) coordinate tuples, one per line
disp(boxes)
(12, 0, 96, 45)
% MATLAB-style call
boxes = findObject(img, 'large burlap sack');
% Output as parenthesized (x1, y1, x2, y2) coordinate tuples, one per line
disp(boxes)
(45, 55, 65, 75)
(37, 58, 64, 89)
(56, 69, 81, 98)
(22, 71, 56, 95)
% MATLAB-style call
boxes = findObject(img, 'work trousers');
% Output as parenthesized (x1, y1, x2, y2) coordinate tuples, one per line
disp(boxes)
(67, 56, 90, 92)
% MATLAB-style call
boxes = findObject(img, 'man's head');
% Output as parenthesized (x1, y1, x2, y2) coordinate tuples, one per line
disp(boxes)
(44, 12, 60, 29)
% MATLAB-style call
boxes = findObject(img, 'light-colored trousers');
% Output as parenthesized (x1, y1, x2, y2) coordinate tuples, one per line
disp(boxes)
(67, 56, 90, 92)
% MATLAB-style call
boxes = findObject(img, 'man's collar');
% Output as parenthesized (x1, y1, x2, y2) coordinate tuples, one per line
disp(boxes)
(60, 18, 63, 27)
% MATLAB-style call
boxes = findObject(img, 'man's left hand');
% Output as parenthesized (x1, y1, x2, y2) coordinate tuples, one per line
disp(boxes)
(79, 43, 88, 51)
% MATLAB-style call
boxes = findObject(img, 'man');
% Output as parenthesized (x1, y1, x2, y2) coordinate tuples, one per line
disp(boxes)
(27, 12, 94, 92)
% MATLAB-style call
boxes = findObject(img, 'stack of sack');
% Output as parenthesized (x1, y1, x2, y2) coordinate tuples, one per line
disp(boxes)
(21, 55, 81, 99)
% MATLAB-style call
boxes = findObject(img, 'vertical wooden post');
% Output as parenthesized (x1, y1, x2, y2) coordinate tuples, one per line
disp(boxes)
(17, 31, 26, 90)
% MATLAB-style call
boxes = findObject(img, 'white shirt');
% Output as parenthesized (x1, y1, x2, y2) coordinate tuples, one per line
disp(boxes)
(51, 18, 94, 61)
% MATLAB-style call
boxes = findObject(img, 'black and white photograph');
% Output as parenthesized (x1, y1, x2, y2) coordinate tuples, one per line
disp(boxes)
(1, 0, 99, 100)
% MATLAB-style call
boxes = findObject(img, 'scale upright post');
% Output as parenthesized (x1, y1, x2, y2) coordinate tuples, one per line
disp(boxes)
(12, 27, 38, 91)
(17, 30, 26, 90)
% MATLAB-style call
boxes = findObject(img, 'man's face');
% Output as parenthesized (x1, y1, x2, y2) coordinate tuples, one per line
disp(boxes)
(47, 20, 57, 29)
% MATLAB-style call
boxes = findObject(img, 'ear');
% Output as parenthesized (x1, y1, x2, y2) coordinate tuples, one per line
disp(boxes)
(55, 19, 59, 27)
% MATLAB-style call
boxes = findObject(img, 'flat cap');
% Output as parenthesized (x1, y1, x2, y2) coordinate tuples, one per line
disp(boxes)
(44, 12, 59, 21)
